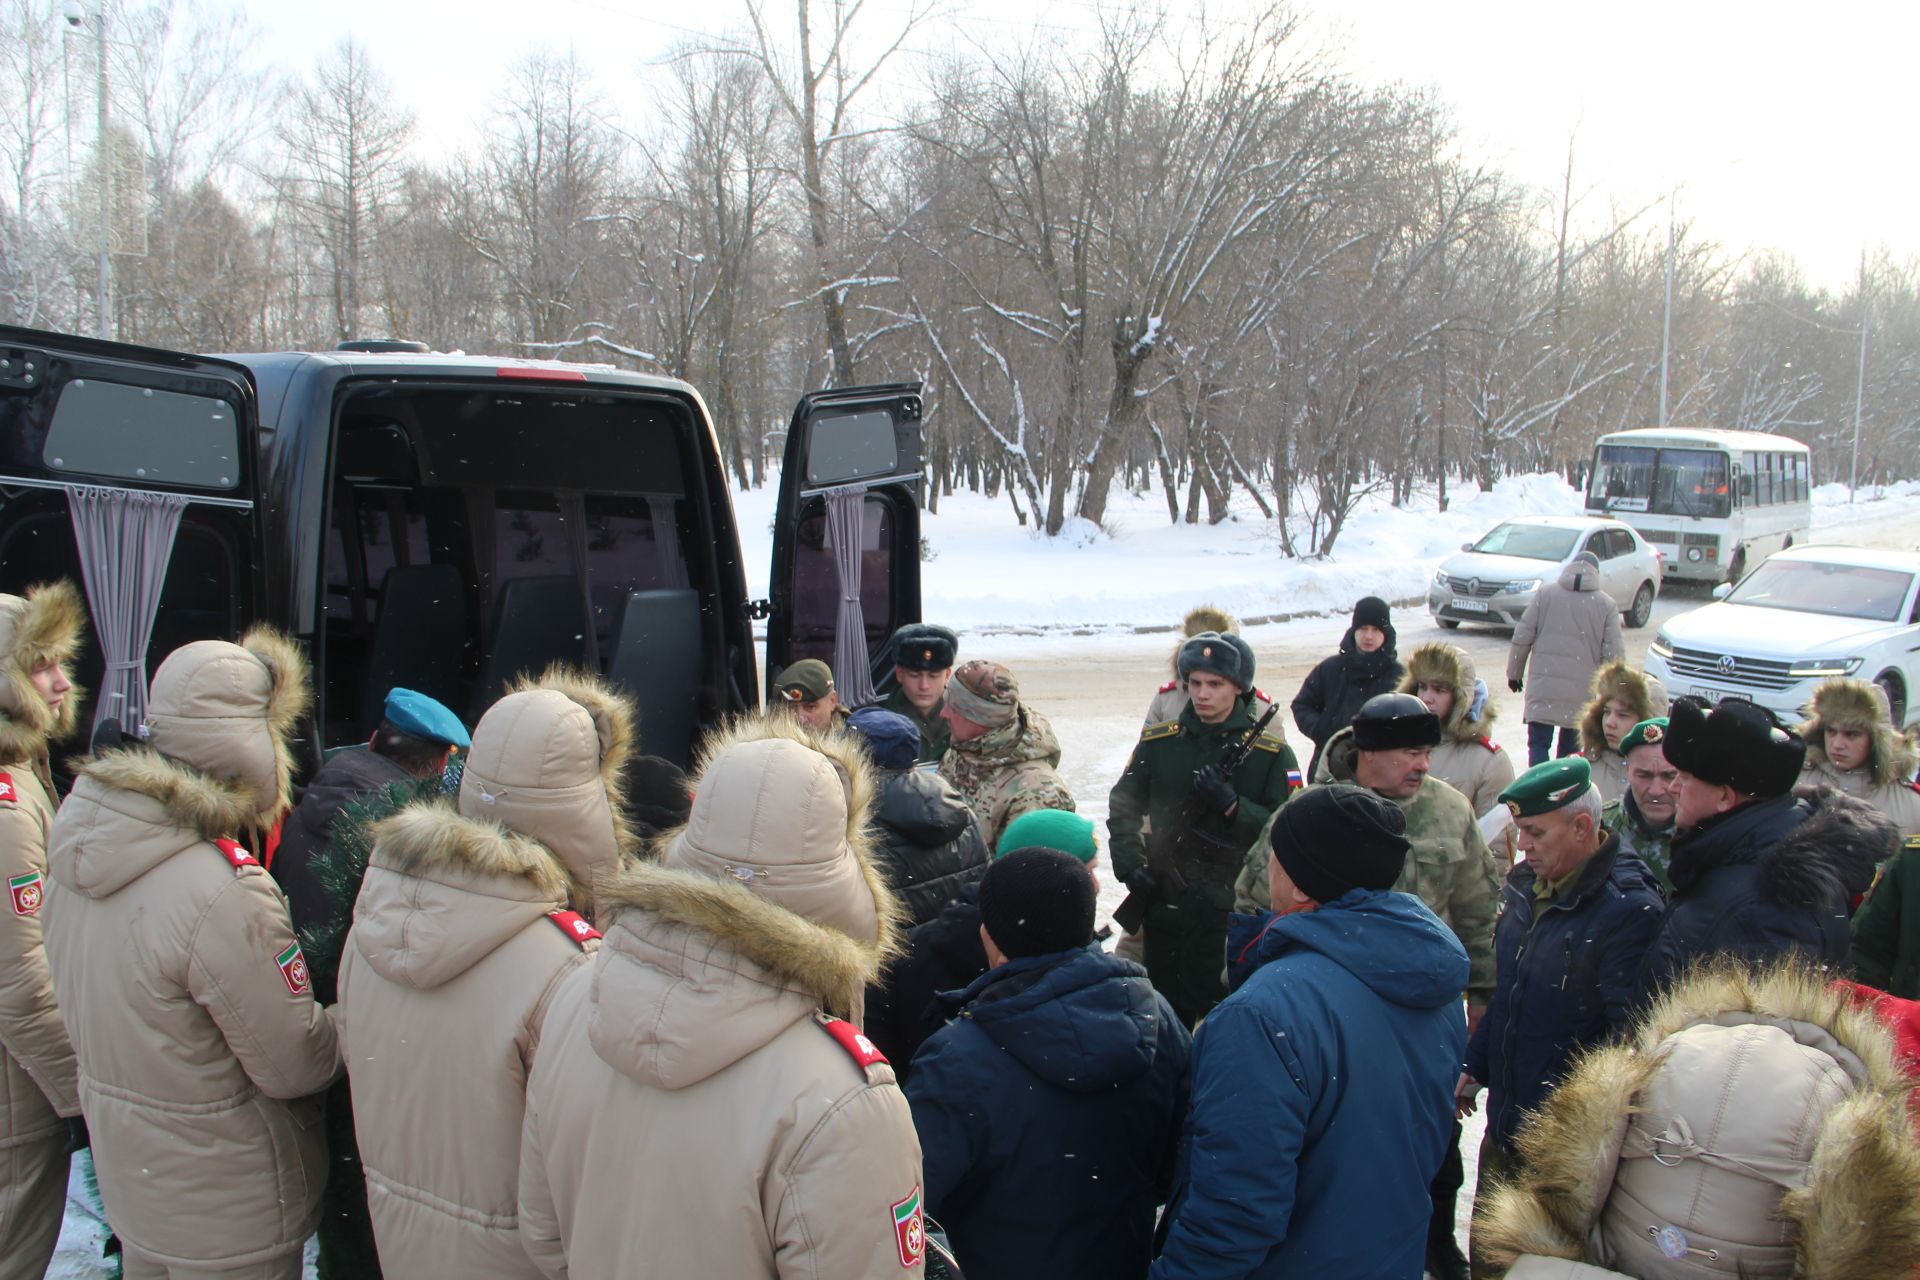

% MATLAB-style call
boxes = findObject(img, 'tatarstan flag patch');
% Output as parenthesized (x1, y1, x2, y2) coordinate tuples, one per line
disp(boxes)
(276, 940, 312, 996)
(890, 1184, 925, 1268)
(10, 870, 44, 916)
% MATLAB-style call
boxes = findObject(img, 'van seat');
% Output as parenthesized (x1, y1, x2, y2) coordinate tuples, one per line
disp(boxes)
(471, 574, 586, 719)
(606, 588, 701, 768)
(359, 563, 468, 735)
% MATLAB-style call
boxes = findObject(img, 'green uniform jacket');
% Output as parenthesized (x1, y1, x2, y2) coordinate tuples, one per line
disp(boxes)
(1852, 835, 1920, 999)
(1603, 790, 1676, 894)
(880, 686, 950, 765)
(1232, 724, 1501, 1003)
(1109, 700, 1299, 1025)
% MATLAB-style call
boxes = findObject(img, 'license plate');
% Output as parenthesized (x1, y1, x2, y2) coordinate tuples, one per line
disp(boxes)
(1450, 598, 1489, 613)
(1689, 686, 1749, 704)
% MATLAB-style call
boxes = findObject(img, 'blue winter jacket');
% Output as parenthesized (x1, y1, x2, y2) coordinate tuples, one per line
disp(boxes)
(1464, 834, 1665, 1150)
(1152, 889, 1469, 1280)
(906, 943, 1192, 1280)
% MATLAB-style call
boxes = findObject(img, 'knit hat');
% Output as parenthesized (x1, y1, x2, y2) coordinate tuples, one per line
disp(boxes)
(945, 660, 1020, 730)
(1350, 692, 1442, 751)
(1176, 630, 1252, 690)
(1268, 783, 1409, 904)
(977, 847, 1096, 958)
(773, 658, 834, 703)
(996, 808, 1098, 863)
(1352, 596, 1392, 631)
(891, 623, 958, 672)
(846, 705, 921, 770)
(1663, 697, 1806, 798)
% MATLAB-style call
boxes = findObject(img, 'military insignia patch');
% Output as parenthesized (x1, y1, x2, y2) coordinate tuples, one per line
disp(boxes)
(276, 941, 312, 996)
(547, 910, 601, 946)
(815, 1012, 889, 1068)
(0, 771, 14, 803)
(890, 1184, 925, 1268)
(1642, 724, 1664, 744)
(215, 838, 258, 870)
(1285, 768, 1303, 789)
(1506, 800, 1524, 820)
(922, 648, 933, 662)
(9, 869, 43, 916)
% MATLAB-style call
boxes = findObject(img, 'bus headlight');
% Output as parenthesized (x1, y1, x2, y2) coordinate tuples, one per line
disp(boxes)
(1686, 547, 1703, 562)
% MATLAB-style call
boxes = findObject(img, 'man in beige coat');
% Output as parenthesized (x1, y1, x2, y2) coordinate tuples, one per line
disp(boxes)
(338, 670, 630, 1277)
(43, 629, 341, 1280)
(517, 714, 926, 1278)
(0, 582, 86, 1280)
(1507, 551, 1625, 766)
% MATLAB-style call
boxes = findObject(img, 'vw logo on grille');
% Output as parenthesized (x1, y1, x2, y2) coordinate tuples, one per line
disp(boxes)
(1716, 655, 1738, 675)
(1466, 578, 1480, 595)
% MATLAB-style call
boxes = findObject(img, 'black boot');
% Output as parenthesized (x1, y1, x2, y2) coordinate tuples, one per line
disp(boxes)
(1426, 1227, 1470, 1280)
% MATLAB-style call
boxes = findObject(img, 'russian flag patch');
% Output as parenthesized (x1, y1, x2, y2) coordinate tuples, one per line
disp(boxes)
(1286, 769, 1304, 789)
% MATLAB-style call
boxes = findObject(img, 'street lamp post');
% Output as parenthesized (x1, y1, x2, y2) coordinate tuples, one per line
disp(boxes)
(64, 0, 111, 339)
(1851, 249, 1868, 504)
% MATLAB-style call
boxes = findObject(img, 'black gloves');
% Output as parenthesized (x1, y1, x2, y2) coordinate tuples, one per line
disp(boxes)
(1190, 764, 1238, 817)
(1122, 867, 1158, 897)
(1508, 678, 1524, 694)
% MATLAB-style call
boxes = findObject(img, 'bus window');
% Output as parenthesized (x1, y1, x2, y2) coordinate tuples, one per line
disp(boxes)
(1654, 449, 1730, 518)
(1590, 445, 1656, 510)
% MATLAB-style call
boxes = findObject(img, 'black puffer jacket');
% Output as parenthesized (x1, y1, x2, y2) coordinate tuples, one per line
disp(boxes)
(869, 766, 990, 927)
(865, 885, 988, 1074)
(1291, 625, 1403, 779)
(1636, 785, 1890, 1003)
(272, 748, 414, 943)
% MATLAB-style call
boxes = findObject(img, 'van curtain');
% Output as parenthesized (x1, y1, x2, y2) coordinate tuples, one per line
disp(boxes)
(824, 485, 876, 706)
(63, 484, 189, 735)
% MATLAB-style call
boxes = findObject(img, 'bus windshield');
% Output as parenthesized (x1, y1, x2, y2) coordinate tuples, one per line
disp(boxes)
(1589, 444, 1730, 518)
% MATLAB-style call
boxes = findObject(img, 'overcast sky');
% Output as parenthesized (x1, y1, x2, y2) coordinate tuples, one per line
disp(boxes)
(245, 0, 1913, 293)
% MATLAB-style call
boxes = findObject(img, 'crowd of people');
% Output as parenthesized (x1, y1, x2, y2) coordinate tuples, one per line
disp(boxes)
(6, 579, 1920, 1279)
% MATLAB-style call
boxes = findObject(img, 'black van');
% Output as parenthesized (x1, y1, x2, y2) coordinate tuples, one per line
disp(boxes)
(0, 326, 924, 771)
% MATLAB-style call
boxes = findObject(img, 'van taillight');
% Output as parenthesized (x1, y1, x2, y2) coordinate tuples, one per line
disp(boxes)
(495, 366, 587, 382)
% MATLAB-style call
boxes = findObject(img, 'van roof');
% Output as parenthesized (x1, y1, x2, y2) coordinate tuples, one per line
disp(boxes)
(221, 348, 701, 396)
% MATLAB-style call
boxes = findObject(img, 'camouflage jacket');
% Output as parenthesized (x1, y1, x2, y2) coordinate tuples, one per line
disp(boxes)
(1603, 790, 1676, 894)
(940, 706, 1075, 850)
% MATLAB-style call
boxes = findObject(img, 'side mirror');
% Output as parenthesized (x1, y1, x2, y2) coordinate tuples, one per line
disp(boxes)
(1461, 542, 1473, 552)
(1711, 583, 1733, 600)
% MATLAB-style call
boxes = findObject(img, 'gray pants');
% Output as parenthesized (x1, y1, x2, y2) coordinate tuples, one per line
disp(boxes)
(122, 1244, 302, 1280)
(0, 1131, 70, 1280)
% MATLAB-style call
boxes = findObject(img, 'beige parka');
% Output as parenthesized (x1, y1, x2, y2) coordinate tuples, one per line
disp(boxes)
(1797, 678, 1920, 841)
(516, 714, 926, 1278)
(42, 628, 342, 1273)
(1508, 557, 1626, 729)
(337, 670, 630, 1277)
(1400, 643, 1517, 867)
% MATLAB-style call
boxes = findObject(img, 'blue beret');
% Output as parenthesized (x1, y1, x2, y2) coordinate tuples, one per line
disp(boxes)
(383, 688, 471, 749)
(846, 706, 920, 769)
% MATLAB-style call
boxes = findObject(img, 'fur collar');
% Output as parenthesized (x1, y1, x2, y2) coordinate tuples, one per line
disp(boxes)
(1400, 642, 1494, 742)
(0, 580, 86, 763)
(77, 745, 259, 841)
(1760, 784, 1892, 907)
(371, 797, 572, 900)
(1578, 660, 1668, 761)
(510, 664, 640, 862)
(1476, 962, 1920, 1278)
(238, 625, 312, 823)
(1798, 678, 1919, 790)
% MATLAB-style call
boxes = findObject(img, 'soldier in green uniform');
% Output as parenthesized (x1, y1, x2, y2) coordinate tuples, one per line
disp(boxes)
(1109, 632, 1300, 1028)
(880, 623, 957, 765)
(1601, 716, 1677, 892)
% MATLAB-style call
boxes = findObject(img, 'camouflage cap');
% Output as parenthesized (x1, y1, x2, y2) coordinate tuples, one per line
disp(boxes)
(946, 659, 1019, 730)
(1499, 756, 1594, 819)
(1620, 717, 1669, 756)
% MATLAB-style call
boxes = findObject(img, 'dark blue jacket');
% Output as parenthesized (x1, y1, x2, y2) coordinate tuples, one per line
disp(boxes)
(1152, 890, 1469, 1280)
(1464, 834, 1664, 1150)
(906, 944, 1191, 1280)
(1636, 788, 1884, 1004)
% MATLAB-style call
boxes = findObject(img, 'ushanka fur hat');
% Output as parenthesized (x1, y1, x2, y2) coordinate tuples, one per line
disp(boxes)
(1400, 643, 1495, 743)
(1580, 661, 1670, 759)
(1798, 678, 1918, 790)
(0, 580, 86, 761)
(1663, 697, 1805, 798)
(1475, 961, 1920, 1279)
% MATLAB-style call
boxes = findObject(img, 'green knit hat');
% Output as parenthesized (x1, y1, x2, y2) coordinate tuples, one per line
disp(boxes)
(995, 808, 1098, 863)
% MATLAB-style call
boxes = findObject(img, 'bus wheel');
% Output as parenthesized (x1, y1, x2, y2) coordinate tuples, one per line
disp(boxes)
(1877, 673, 1908, 730)
(1626, 582, 1656, 629)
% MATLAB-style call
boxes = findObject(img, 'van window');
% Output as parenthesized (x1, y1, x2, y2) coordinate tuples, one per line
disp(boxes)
(806, 410, 899, 486)
(44, 378, 242, 489)
(788, 496, 897, 668)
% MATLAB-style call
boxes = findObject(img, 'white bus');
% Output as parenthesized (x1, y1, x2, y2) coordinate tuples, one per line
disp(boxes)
(1585, 427, 1812, 584)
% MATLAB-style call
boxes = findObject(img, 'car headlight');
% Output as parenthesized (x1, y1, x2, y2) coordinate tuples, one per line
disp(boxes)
(1649, 633, 1674, 660)
(1432, 569, 1450, 589)
(1788, 657, 1862, 678)
(1501, 579, 1540, 594)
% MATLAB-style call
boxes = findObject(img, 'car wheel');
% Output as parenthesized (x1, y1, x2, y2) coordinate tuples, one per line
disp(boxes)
(1877, 672, 1908, 730)
(1437, 618, 1460, 630)
(1626, 582, 1655, 629)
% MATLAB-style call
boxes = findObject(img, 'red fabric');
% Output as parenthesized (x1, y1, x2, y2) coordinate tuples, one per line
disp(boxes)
(1835, 979, 1920, 1075)
(815, 1014, 888, 1068)
(260, 816, 284, 871)
(546, 910, 601, 947)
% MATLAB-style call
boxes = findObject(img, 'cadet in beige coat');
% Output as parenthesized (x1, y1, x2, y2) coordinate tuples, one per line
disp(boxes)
(1401, 643, 1517, 870)
(1575, 659, 1669, 806)
(517, 714, 927, 1278)
(0, 582, 86, 1280)
(1797, 677, 1920, 841)
(43, 629, 341, 1280)
(338, 670, 629, 1277)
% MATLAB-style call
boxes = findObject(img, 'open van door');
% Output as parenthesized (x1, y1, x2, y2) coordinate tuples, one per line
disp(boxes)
(766, 383, 924, 705)
(0, 326, 260, 738)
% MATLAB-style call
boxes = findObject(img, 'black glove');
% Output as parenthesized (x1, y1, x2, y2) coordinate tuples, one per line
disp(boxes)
(1508, 678, 1524, 694)
(1190, 764, 1238, 817)
(67, 1115, 90, 1153)
(1122, 867, 1157, 898)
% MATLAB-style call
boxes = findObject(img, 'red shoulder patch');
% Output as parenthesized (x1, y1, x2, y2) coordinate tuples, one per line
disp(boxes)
(1253, 687, 1273, 703)
(546, 910, 600, 946)
(214, 838, 258, 871)
(0, 771, 15, 804)
(815, 1012, 889, 1069)
(1477, 737, 1501, 753)
(1908, 780, 1920, 796)
(1158, 679, 1178, 693)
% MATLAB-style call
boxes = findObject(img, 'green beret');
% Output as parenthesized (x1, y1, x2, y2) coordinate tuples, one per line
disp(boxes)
(1499, 756, 1594, 818)
(996, 808, 1098, 863)
(891, 623, 958, 671)
(1619, 717, 1669, 755)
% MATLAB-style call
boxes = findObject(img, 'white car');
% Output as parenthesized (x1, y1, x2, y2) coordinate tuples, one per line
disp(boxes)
(1427, 515, 1663, 631)
(1645, 545, 1920, 729)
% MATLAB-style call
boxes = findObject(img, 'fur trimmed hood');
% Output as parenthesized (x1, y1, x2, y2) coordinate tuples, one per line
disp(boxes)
(1475, 961, 1920, 1279)
(0, 580, 86, 763)
(1798, 678, 1918, 790)
(1759, 784, 1894, 910)
(144, 626, 311, 825)
(58, 744, 266, 897)
(1166, 605, 1238, 673)
(1400, 642, 1495, 742)
(1579, 661, 1669, 760)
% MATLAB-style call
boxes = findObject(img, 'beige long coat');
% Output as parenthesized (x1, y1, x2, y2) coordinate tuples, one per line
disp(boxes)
(1508, 558, 1625, 729)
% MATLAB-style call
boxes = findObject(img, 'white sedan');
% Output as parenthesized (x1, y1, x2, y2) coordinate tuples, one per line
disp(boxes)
(1427, 515, 1664, 631)
(1645, 544, 1920, 729)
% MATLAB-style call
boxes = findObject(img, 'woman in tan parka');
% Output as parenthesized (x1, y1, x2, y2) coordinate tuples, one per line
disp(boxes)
(1402, 642, 1517, 868)
(337, 669, 633, 1277)
(1577, 660, 1670, 807)
(42, 628, 341, 1280)
(516, 713, 927, 1278)
(0, 581, 86, 1280)
(1796, 677, 1920, 841)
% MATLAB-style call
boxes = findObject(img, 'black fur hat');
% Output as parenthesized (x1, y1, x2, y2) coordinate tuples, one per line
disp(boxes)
(1178, 631, 1252, 690)
(1663, 697, 1806, 798)
(1351, 692, 1442, 751)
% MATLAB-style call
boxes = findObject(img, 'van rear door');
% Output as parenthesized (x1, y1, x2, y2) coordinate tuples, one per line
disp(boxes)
(0, 326, 260, 733)
(766, 383, 924, 704)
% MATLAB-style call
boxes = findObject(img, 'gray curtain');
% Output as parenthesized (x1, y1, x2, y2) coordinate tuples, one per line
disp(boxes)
(824, 485, 876, 706)
(557, 491, 601, 669)
(64, 484, 189, 735)
(645, 494, 689, 588)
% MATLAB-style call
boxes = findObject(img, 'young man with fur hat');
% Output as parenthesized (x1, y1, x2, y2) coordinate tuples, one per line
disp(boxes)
(883, 622, 960, 764)
(1291, 596, 1403, 780)
(336, 669, 636, 1277)
(1110, 632, 1299, 1027)
(939, 659, 1075, 850)
(1457, 758, 1664, 1195)
(1796, 677, 1920, 840)
(1403, 641, 1517, 869)
(1637, 698, 1892, 1004)
(42, 628, 342, 1279)
(906, 847, 1190, 1280)
(1578, 659, 1670, 806)
(847, 705, 989, 927)
(1154, 785, 1470, 1280)
(1506, 550, 1625, 766)
(515, 714, 926, 1277)
(0, 581, 87, 1279)
(1474, 960, 1920, 1279)
(1143, 606, 1275, 726)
